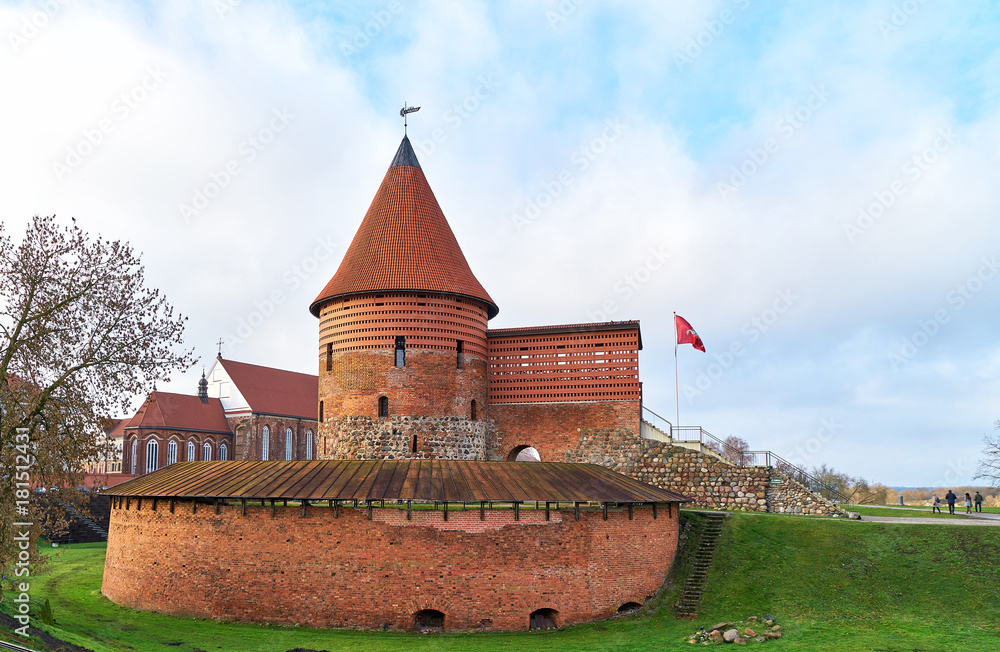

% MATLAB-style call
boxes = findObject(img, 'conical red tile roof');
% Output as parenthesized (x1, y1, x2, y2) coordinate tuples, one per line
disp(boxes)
(310, 136, 498, 318)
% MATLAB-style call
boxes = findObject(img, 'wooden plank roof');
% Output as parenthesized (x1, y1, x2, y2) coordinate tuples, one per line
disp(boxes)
(106, 460, 690, 504)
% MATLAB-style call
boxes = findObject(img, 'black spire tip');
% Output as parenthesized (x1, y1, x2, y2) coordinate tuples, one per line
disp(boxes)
(390, 135, 422, 170)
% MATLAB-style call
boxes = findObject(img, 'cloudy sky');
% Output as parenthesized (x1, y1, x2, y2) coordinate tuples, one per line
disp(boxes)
(2, 0, 998, 486)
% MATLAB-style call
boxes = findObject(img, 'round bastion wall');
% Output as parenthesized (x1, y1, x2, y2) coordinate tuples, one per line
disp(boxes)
(101, 499, 679, 632)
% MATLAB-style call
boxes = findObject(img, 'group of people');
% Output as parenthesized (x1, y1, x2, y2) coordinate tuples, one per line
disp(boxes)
(931, 491, 985, 514)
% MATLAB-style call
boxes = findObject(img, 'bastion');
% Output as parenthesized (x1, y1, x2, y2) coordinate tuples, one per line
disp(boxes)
(102, 459, 689, 632)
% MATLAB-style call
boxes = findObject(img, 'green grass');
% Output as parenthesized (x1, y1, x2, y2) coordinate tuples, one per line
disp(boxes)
(4, 513, 1000, 651)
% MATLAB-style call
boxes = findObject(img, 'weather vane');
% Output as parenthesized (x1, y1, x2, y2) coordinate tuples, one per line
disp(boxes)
(400, 102, 420, 135)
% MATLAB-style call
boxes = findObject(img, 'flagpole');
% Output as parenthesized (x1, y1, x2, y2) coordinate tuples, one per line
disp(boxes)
(674, 312, 679, 438)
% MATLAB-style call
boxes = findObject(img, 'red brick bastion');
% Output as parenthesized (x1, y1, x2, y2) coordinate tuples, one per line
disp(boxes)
(101, 460, 687, 632)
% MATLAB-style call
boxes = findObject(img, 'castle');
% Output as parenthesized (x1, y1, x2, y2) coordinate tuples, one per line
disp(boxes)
(101, 134, 690, 633)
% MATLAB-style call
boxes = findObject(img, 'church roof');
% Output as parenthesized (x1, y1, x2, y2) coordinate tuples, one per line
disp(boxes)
(217, 358, 317, 420)
(107, 459, 690, 504)
(310, 136, 498, 319)
(123, 392, 231, 435)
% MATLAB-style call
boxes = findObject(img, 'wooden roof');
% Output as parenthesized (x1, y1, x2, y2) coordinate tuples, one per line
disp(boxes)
(106, 460, 690, 504)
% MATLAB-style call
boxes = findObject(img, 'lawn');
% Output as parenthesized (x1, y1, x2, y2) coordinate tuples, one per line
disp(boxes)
(4, 512, 1000, 651)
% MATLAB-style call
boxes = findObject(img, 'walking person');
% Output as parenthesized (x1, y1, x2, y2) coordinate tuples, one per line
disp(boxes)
(945, 490, 957, 515)
(974, 491, 984, 513)
(965, 492, 973, 514)
(932, 494, 942, 514)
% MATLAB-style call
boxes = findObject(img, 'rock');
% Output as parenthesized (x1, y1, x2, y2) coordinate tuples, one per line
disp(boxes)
(850, 511, 861, 520)
(771, 624, 782, 632)
(708, 630, 722, 641)
(743, 628, 757, 637)
(763, 619, 774, 626)
(762, 613, 773, 622)
(754, 636, 767, 643)
(734, 637, 747, 645)
(762, 631, 781, 640)
(746, 616, 758, 622)
(707, 622, 734, 633)
(723, 628, 740, 643)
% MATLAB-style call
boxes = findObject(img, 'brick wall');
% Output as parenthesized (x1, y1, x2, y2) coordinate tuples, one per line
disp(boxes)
(102, 500, 679, 632)
(320, 349, 488, 418)
(488, 400, 640, 461)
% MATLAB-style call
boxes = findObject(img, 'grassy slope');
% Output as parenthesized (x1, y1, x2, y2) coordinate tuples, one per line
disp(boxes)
(4, 514, 1000, 651)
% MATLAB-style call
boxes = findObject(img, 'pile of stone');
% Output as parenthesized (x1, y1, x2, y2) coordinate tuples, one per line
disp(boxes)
(686, 615, 782, 645)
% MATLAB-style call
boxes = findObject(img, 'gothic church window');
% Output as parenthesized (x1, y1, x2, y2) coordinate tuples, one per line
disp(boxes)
(262, 425, 270, 460)
(219, 442, 228, 461)
(145, 439, 158, 474)
(305, 430, 313, 461)
(285, 428, 293, 460)
(166, 440, 178, 465)
(203, 442, 212, 461)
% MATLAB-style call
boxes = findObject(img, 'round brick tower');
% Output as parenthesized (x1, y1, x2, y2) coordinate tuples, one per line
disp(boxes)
(310, 136, 498, 460)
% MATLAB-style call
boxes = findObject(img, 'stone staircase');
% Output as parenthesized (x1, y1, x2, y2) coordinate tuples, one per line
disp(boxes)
(675, 512, 726, 618)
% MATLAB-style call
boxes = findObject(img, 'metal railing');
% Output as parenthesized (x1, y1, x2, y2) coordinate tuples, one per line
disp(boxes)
(641, 406, 850, 504)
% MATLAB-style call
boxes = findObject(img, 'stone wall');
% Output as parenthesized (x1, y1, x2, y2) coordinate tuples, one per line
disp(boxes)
(320, 415, 489, 460)
(102, 500, 679, 632)
(563, 431, 847, 517)
(765, 467, 846, 516)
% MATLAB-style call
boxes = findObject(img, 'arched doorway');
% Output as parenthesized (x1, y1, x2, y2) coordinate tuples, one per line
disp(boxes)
(529, 608, 558, 630)
(413, 609, 444, 633)
(506, 445, 541, 462)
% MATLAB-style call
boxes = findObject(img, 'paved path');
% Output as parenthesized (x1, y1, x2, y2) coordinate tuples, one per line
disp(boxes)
(855, 505, 1000, 526)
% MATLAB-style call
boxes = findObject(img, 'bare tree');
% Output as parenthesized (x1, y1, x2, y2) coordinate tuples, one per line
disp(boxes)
(974, 420, 1000, 487)
(1, 215, 194, 590)
(721, 435, 751, 466)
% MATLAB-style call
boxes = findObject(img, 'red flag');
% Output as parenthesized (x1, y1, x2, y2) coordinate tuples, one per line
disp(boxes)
(675, 314, 705, 352)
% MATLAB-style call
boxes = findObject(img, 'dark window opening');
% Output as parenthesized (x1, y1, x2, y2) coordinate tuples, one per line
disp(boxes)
(395, 336, 405, 367)
(326, 343, 333, 371)
(319, 401, 324, 422)
(470, 399, 477, 421)
(456, 340, 463, 368)
(617, 602, 642, 615)
(529, 608, 557, 630)
(378, 396, 389, 418)
(413, 609, 444, 632)
(411, 434, 418, 454)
